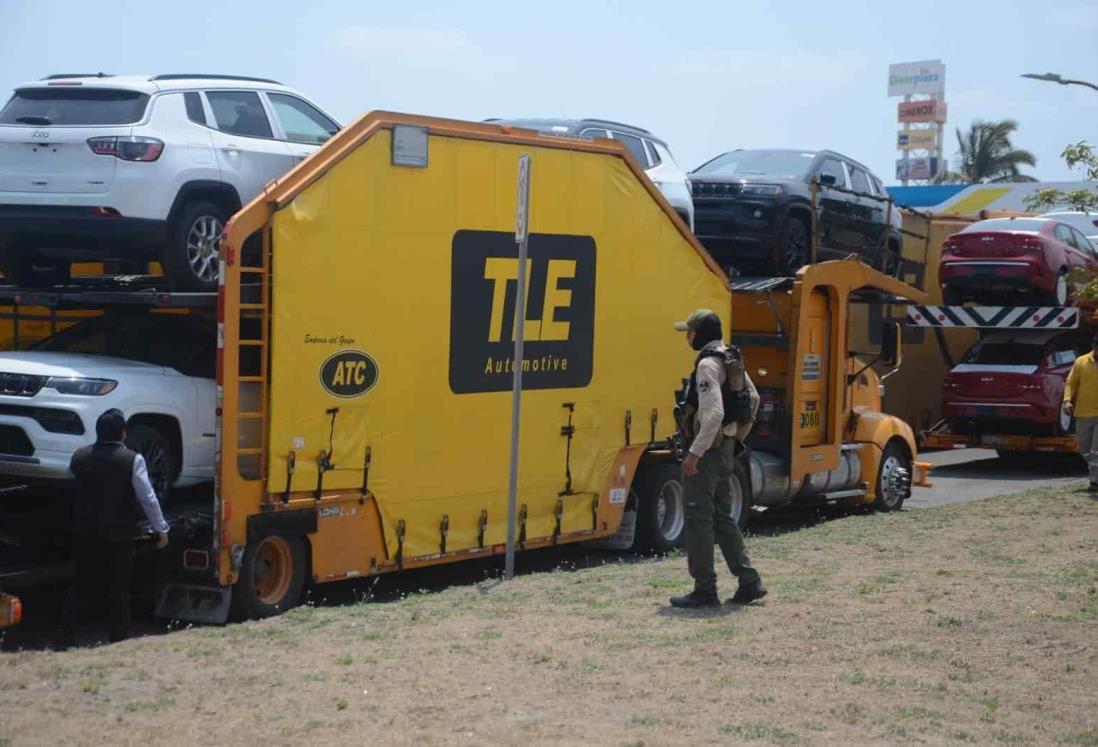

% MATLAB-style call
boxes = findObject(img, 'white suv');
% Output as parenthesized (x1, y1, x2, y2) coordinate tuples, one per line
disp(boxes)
(0, 313, 215, 503)
(0, 74, 340, 290)
(485, 118, 695, 231)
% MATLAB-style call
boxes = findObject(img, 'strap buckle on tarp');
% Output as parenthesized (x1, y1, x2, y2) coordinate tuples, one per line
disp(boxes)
(282, 450, 296, 504)
(552, 499, 564, 544)
(477, 510, 488, 549)
(395, 519, 406, 570)
(518, 504, 528, 550)
(591, 493, 599, 531)
(439, 514, 449, 555)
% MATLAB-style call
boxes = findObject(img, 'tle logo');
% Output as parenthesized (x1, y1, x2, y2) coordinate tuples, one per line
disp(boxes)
(449, 229, 596, 394)
(320, 350, 379, 398)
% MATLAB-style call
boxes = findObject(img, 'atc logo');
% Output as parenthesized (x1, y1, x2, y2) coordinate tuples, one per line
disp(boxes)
(449, 230, 596, 394)
(320, 350, 379, 398)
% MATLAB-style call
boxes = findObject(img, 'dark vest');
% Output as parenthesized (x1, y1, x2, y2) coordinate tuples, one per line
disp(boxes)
(683, 345, 752, 427)
(70, 442, 139, 541)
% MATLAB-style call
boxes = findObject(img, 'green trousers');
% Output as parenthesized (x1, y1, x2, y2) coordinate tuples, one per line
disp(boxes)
(683, 439, 761, 595)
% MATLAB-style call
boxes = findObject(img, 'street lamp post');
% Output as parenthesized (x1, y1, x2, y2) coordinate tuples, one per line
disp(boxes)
(1022, 72, 1098, 94)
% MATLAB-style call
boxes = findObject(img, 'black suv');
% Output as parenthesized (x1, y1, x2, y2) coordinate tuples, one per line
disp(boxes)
(690, 149, 902, 276)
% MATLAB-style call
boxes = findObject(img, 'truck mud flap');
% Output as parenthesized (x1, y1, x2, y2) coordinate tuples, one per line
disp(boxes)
(584, 508, 637, 551)
(155, 583, 232, 625)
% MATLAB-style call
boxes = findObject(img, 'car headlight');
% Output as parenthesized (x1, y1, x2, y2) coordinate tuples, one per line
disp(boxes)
(45, 377, 118, 396)
(741, 184, 783, 196)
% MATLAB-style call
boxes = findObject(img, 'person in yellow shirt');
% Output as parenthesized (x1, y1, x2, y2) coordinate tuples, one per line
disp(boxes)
(1063, 333, 1098, 491)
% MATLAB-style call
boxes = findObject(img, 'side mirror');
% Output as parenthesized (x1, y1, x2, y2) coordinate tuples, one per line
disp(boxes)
(818, 174, 837, 186)
(880, 321, 902, 367)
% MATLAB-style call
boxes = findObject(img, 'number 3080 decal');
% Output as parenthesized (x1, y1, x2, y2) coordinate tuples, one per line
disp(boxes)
(799, 411, 820, 429)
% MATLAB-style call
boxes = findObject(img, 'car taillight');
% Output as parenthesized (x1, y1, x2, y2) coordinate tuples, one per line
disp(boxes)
(87, 136, 164, 162)
(1018, 238, 1043, 254)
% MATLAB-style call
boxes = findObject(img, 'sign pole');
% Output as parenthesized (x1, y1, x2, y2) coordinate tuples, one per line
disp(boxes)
(505, 154, 531, 581)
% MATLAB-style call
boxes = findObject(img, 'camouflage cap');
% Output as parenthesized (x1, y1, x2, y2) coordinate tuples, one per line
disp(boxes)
(673, 308, 719, 332)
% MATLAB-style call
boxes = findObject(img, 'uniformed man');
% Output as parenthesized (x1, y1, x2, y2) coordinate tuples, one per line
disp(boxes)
(59, 409, 169, 648)
(670, 309, 767, 608)
(1064, 332, 1098, 492)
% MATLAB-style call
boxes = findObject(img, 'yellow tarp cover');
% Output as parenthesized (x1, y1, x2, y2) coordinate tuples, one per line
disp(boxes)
(266, 125, 729, 559)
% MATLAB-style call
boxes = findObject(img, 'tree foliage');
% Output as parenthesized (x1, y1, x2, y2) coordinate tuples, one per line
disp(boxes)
(935, 119, 1037, 184)
(1023, 141, 1098, 212)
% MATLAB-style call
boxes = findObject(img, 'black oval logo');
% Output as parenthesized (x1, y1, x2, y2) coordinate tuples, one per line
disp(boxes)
(319, 350, 379, 398)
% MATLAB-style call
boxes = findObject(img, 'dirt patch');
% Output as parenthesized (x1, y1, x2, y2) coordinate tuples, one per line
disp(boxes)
(2, 484, 1097, 746)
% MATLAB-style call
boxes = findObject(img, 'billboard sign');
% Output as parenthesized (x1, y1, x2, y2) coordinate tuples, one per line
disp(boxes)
(897, 130, 938, 150)
(888, 60, 945, 97)
(896, 157, 938, 181)
(898, 99, 947, 123)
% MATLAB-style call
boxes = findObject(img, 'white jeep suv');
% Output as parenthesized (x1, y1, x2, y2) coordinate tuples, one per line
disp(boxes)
(0, 313, 215, 503)
(0, 74, 340, 290)
(485, 118, 695, 231)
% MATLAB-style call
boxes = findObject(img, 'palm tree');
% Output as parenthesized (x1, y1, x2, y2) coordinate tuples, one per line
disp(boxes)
(935, 119, 1037, 183)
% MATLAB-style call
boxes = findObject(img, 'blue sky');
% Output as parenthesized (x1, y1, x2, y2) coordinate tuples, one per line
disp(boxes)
(2, 0, 1096, 182)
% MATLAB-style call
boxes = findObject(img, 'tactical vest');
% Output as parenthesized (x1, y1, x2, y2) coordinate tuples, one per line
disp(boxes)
(682, 344, 753, 428)
(70, 442, 140, 541)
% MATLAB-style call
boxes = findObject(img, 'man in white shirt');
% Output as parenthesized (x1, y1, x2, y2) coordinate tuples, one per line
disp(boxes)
(59, 409, 169, 647)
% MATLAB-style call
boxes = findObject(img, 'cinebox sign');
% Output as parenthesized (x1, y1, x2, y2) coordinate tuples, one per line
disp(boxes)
(888, 60, 945, 97)
(449, 229, 596, 394)
(898, 99, 947, 124)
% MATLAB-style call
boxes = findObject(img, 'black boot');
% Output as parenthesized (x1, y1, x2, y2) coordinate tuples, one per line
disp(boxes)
(728, 582, 768, 605)
(670, 590, 720, 608)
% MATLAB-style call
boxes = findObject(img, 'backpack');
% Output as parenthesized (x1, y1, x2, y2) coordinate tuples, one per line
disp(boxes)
(679, 344, 754, 430)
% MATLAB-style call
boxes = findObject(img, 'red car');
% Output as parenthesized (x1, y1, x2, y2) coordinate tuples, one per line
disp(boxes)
(940, 217, 1098, 306)
(943, 330, 1085, 436)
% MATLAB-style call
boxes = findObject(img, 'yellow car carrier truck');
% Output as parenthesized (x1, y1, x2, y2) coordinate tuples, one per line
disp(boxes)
(0, 112, 929, 626)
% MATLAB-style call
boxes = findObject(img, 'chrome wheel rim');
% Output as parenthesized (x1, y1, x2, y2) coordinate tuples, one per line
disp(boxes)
(139, 440, 170, 502)
(1055, 274, 1068, 306)
(186, 215, 224, 283)
(728, 475, 745, 527)
(878, 455, 909, 509)
(656, 480, 685, 544)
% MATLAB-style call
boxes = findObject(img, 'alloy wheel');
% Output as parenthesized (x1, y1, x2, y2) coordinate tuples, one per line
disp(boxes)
(186, 215, 224, 284)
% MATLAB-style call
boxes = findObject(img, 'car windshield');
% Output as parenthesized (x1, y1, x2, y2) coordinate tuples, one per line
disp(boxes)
(693, 150, 815, 179)
(30, 314, 214, 377)
(961, 219, 1046, 234)
(0, 88, 149, 126)
(962, 342, 1045, 365)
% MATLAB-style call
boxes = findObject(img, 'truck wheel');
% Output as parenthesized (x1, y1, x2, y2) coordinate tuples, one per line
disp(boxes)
(728, 461, 753, 530)
(162, 200, 226, 291)
(232, 534, 306, 619)
(126, 424, 175, 508)
(874, 440, 912, 512)
(636, 464, 686, 553)
(777, 217, 810, 276)
(0, 248, 71, 288)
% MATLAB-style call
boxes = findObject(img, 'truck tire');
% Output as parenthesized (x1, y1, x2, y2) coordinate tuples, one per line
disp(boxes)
(126, 424, 175, 508)
(0, 247, 71, 288)
(162, 200, 226, 291)
(728, 459, 753, 531)
(874, 440, 912, 512)
(232, 534, 307, 619)
(635, 463, 686, 553)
